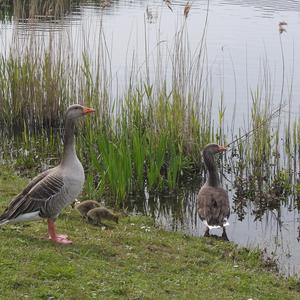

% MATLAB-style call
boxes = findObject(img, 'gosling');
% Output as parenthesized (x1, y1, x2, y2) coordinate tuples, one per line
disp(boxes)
(87, 207, 119, 226)
(75, 200, 100, 218)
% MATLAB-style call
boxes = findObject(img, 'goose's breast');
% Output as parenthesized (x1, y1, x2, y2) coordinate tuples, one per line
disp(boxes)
(63, 160, 85, 201)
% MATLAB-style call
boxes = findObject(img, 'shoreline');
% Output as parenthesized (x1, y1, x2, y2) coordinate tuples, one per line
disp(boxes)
(0, 165, 299, 299)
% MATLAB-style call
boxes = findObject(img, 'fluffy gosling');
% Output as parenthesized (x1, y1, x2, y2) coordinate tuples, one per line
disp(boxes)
(75, 200, 100, 218)
(87, 207, 119, 226)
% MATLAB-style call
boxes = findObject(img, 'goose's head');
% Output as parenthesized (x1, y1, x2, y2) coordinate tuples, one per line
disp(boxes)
(65, 104, 95, 121)
(203, 143, 227, 155)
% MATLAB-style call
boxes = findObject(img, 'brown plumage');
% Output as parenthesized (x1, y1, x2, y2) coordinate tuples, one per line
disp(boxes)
(87, 207, 119, 226)
(0, 104, 95, 244)
(75, 200, 100, 218)
(197, 143, 230, 240)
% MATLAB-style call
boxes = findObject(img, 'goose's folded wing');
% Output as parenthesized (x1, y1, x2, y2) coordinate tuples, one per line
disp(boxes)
(211, 192, 230, 225)
(197, 188, 230, 226)
(197, 193, 210, 221)
(4, 169, 51, 209)
(0, 172, 64, 220)
(28, 172, 64, 200)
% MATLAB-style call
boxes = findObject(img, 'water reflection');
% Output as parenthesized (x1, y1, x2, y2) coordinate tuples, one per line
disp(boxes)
(126, 175, 300, 276)
(1, 0, 299, 27)
(0, 2, 13, 22)
(0, 0, 72, 22)
(220, 0, 300, 13)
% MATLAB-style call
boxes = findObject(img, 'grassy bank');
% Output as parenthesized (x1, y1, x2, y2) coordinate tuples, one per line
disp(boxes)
(0, 166, 299, 299)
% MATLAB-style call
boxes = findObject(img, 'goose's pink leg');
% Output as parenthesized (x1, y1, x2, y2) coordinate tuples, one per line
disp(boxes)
(47, 219, 72, 244)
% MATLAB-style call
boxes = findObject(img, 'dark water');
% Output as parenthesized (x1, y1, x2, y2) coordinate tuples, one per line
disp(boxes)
(1, 0, 300, 276)
(129, 185, 300, 276)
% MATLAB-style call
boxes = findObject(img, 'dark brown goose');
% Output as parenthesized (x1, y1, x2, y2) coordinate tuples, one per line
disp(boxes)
(197, 143, 230, 240)
(0, 104, 95, 244)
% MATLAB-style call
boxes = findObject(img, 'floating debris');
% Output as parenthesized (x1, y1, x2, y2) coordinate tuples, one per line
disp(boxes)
(184, 1, 191, 18)
(279, 21, 288, 26)
(278, 21, 287, 34)
(164, 0, 173, 12)
(101, 0, 111, 9)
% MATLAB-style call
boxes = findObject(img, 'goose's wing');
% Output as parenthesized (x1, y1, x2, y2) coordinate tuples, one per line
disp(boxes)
(4, 169, 51, 208)
(219, 189, 230, 219)
(0, 169, 64, 221)
(197, 187, 212, 221)
(212, 189, 230, 225)
(197, 186, 230, 226)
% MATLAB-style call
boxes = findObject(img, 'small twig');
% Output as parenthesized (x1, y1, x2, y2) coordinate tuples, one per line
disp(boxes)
(226, 103, 286, 148)
(186, 103, 286, 150)
(220, 170, 232, 184)
(163, 0, 173, 12)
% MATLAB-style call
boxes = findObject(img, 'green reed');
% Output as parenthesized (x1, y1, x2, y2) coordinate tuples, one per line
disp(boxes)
(0, 52, 293, 206)
(0, 7, 299, 209)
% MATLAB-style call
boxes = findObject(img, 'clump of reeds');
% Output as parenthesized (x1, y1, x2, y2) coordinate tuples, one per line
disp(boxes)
(0, 3, 299, 213)
(13, 0, 72, 20)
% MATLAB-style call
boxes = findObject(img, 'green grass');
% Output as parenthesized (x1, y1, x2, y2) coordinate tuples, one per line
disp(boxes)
(0, 166, 299, 300)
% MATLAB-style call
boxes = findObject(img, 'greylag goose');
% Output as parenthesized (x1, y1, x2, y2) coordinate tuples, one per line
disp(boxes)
(87, 207, 119, 225)
(75, 200, 100, 218)
(0, 104, 95, 244)
(197, 143, 230, 240)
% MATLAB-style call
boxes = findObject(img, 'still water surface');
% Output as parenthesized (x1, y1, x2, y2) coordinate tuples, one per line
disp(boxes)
(1, 0, 300, 276)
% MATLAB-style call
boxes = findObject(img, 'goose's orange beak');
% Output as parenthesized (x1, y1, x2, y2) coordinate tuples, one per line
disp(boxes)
(83, 107, 96, 114)
(218, 145, 227, 152)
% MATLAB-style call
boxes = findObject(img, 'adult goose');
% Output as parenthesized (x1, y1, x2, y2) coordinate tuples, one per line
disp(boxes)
(0, 104, 95, 244)
(197, 143, 230, 240)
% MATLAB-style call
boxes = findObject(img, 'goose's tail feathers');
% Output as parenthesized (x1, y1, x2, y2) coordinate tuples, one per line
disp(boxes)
(0, 213, 10, 226)
(0, 219, 9, 226)
(203, 218, 229, 230)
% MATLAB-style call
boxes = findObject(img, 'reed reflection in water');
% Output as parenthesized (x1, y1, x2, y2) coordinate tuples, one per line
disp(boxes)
(126, 176, 300, 276)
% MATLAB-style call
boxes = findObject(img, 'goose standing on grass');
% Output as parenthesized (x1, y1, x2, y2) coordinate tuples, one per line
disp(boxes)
(0, 104, 95, 244)
(197, 143, 230, 240)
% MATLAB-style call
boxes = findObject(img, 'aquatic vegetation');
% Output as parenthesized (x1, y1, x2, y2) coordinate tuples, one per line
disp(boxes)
(0, 1, 299, 216)
(3, 0, 73, 21)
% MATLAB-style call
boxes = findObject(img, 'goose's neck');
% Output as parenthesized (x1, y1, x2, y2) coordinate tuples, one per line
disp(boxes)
(203, 150, 220, 187)
(61, 117, 77, 166)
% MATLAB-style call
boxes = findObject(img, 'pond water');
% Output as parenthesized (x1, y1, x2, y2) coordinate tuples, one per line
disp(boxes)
(1, 0, 300, 276)
(130, 183, 300, 276)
